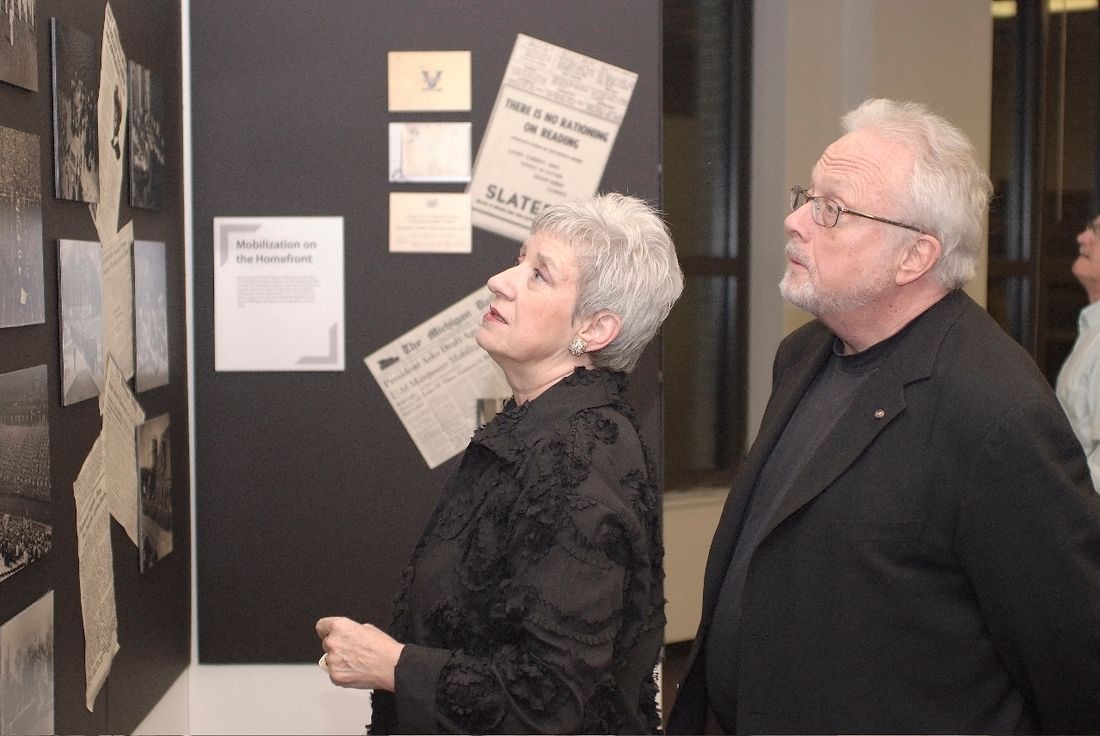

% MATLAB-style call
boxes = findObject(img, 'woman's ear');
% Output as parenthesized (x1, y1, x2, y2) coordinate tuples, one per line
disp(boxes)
(578, 311, 622, 352)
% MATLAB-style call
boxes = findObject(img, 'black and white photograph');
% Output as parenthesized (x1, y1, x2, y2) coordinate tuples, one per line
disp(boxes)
(0, 0, 37, 92)
(0, 125, 44, 329)
(138, 413, 171, 573)
(0, 365, 51, 583)
(127, 61, 165, 210)
(0, 590, 53, 736)
(134, 239, 168, 392)
(50, 19, 98, 203)
(58, 239, 103, 406)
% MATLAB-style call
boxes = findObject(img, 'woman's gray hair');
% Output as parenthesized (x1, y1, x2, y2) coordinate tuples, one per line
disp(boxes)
(842, 98, 993, 289)
(531, 193, 684, 373)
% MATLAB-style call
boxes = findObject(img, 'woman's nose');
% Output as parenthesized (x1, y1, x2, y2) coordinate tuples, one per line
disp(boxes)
(486, 266, 512, 297)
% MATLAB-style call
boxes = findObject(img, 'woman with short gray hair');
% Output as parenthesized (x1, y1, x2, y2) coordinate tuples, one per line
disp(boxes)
(317, 192, 683, 734)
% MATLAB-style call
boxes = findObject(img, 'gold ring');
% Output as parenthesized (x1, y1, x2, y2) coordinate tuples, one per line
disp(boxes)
(318, 653, 329, 671)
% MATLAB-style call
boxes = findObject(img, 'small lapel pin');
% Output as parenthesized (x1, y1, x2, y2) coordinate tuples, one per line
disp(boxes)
(873, 409, 886, 419)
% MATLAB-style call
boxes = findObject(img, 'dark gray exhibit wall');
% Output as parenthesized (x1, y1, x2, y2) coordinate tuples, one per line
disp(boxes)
(190, 1, 663, 663)
(0, 0, 188, 733)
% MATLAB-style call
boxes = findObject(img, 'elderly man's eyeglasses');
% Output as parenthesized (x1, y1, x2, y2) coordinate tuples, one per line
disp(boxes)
(790, 186, 927, 234)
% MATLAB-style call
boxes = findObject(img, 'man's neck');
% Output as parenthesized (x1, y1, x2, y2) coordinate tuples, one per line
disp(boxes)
(822, 283, 950, 355)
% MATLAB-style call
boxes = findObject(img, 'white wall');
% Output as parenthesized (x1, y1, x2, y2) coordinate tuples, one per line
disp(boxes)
(663, 488, 728, 642)
(135, 665, 373, 735)
(146, 1, 993, 732)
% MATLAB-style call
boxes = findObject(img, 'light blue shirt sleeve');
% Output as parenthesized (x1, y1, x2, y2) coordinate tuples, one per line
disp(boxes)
(1055, 300, 1100, 494)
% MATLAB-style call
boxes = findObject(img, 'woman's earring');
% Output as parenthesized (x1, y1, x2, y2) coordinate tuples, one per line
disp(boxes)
(568, 336, 588, 357)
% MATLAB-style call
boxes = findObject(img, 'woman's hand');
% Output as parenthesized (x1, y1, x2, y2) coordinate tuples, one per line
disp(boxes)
(315, 616, 405, 692)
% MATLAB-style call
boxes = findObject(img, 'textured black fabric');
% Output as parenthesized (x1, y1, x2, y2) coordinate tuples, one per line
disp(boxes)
(370, 368, 665, 735)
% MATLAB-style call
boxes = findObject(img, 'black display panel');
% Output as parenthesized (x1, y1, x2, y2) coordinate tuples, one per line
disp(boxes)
(190, 0, 663, 663)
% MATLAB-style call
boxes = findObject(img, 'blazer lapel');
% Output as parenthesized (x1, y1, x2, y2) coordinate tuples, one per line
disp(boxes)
(760, 289, 968, 539)
(698, 327, 834, 626)
(762, 365, 906, 538)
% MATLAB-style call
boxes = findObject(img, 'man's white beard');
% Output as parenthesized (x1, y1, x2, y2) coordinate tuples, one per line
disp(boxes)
(779, 240, 894, 316)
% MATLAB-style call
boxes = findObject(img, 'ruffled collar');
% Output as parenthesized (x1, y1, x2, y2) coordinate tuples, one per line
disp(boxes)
(471, 367, 628, 460)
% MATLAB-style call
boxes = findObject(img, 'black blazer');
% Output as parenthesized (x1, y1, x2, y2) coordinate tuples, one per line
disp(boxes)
(667, 290, 1100, 734)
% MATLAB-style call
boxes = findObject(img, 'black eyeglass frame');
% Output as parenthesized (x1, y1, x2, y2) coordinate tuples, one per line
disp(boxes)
(790, 185, 928, 235)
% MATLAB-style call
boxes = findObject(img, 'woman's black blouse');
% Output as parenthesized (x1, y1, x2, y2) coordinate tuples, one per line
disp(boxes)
(369, 367, 666, 734)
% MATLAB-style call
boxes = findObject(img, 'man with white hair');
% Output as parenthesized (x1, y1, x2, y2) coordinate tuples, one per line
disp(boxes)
(667, 99, 1100, 734)
(1056, 213, 1100, 493)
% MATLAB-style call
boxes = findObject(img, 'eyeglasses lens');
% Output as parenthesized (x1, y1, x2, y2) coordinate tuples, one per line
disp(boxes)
(791, 186, 843, 228)
(790, 187, 804, 212)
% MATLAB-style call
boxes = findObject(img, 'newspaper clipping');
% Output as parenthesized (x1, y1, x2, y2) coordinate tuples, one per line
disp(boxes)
(100, 221, 134, 380)
(468, 34, 637, 241)
(73, 434, 119, 712)
(365, 287, 510, 469)
(99, 353, 144, 546)
(90, 3, 126, 243)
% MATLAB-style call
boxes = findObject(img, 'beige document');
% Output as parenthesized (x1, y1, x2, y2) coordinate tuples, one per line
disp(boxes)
(389, 192, 472, 254)
(90, 3, 127, 243)
(100, 221, 134, 380)
(388, 122, 471, 183)
(388, 50, 471, 112)
(73, 435, 120, 712)
(468, 34, 637, 241)
(99, 352, 145, 546)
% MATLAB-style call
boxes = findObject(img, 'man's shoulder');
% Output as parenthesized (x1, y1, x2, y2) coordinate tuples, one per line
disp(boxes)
(919, 294, 1057, 406)
(938, 295, 1039, 369)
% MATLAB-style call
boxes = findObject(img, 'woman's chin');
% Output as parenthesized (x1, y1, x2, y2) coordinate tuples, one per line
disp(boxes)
(475, 332, 508, 365)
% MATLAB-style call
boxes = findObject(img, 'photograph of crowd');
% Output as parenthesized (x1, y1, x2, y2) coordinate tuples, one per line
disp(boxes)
(0, 590, 53, 736)
(0, 0, 36, 92)
(138, 413, 172, 573)
(0, 365, 51, 583)
(134, 240, 169, 392)
(0, 125, 45, 329)
(128, 60, 165, 211)
(50, 18, 98, 203)
(58, 239, 103, 406)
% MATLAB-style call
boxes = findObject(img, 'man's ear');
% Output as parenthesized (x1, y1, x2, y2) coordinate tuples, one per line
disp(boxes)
(577, 311, 622, 352)
(896, 234, 942, 286)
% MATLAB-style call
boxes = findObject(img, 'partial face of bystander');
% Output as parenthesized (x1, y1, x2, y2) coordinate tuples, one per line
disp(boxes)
(1071, 214, 1100, 303)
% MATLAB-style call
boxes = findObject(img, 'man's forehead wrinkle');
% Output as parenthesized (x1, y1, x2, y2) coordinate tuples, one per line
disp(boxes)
(814, 146, 887, 204)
